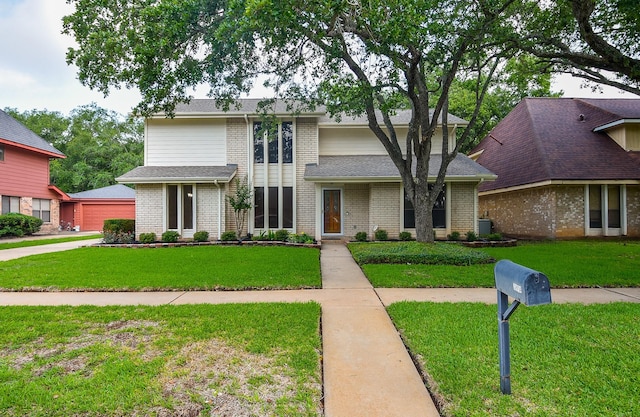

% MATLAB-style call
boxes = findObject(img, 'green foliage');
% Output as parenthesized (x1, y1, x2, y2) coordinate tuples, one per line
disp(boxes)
(355, 231, 368, 242)
(5, 105, 143, 193)
(103, 231, 135, 244)
(374, 229, 388, 241)
(288, 233, 315, 244)
(465, 231, 478, 242)
(0, 234, 101, 250)
(193, 231, 209, 242)
(348, 242, 493, 266)
(0, 213, 43, 237)
(227, 177, 252, 238)
(221, 231, 237, 241)
(399, 231, 412, 241)
(486, 232, 503, 241)
(447, 231, 461, 241)
(274, 229, 289, 242)
(103, 219, 135, 244)
(138, 233, 156, 244)
(161, 231, 180, 243)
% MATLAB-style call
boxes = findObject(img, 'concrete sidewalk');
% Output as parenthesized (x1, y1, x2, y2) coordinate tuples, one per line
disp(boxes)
(1, 240, 639, 416)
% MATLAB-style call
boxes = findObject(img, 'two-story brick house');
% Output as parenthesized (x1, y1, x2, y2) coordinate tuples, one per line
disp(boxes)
(0, 109, 66, 234)
(117, 99, 495, 241)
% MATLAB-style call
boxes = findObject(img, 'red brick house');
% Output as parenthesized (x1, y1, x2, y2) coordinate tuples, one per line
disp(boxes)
(0, 109, 66, 234)
(60, 184, 136, 232)
(470, 98, 640, 239)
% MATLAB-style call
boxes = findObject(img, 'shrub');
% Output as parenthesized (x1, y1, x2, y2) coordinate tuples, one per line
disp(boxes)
(221, 230, 237, 241)
(355, 231, 368, 242)
(374, 229, 388, 241)
(103, 231, 135, 244)
(275, 229, 289, 242)
(252, 231, 267, 241)
(399, 231, 412, 241)
(487, 232, 503, 241)
(447, 231, 461, 241)
(193, 231, 209, 242)
(161, 230, 180, 243)
(103, 219, 135, 235)
(139, 233, 156, 244)
(465, 231, 478, 242)
(288, 233, 314, 244)
(0, 213, 43, 237)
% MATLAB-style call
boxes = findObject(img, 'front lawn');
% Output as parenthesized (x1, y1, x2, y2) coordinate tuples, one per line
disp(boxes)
(0, 234, 101, 250)
(355, 240, 640, 288)
(0, 303, 322, 417)
(388, 302, 640, 417)
(0, 246, 321, 291)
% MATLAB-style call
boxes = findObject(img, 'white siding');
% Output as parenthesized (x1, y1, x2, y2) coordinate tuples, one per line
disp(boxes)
(319, 126, 455, 156)
(146, 118, 227, 166)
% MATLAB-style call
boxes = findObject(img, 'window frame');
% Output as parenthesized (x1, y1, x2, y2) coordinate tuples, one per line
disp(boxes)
(403, 184, 447, 229)
(32, 198, 51, 222)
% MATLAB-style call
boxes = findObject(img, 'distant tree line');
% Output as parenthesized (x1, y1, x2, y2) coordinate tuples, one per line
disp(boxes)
(4, 104, 143, 194)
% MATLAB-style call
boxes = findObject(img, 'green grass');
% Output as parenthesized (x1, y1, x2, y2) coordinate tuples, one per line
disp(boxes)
(0, 234, 101, 250)
(0, 303, 322, 417)
(360, 240, 640, 288)
(0, 246, 321, 291)
(388, 302, 640, 417)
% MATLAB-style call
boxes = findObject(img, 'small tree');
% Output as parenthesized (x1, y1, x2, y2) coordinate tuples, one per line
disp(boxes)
(227, 177, 252, 239)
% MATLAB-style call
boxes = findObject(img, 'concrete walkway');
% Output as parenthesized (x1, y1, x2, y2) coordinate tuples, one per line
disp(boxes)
(1, 240, 639, 416)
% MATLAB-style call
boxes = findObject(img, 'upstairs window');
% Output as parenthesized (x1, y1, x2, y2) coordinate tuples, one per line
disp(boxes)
(253, 121, 293, 164)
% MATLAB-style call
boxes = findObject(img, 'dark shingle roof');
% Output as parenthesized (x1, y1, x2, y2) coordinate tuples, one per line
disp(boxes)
(304, 154, 495, 182)
(471, 98, 640, 192)
(116, 165, 238, 183)
(0, 109, 65, 157)
(68, 184, 136, 199)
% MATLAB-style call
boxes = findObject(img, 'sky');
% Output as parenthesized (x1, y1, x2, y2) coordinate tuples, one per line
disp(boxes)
(0, 0, 635, 117)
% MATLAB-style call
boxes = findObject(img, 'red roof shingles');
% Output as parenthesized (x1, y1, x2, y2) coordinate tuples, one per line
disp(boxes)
(471, 98, 640, 192)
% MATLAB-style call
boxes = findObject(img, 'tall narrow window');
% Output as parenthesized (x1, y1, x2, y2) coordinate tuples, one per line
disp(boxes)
(403, 185, 446, 229)
(589, 185, 602, 228)
(0, 145, 4, 161)
(267, 127, 278, 163)
(283, 187, 293, 228)
(268, 187, 278, 228)
(282, 122, 293, 163)
(32, 199, 50, 222)
(254, 187, 264, 228)
(608, 185, 621, 228)
(253, 122, 264, 163)
(168, 185, 178, 229)
(183, 185, 193, 230)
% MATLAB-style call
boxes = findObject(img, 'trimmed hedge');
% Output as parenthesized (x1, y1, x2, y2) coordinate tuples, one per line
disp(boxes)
(103, 218, 135, 244)
(0, 213, 43, 237)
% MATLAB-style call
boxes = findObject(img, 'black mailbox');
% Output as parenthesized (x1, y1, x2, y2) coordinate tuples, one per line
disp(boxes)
(494, 260, 551, 306)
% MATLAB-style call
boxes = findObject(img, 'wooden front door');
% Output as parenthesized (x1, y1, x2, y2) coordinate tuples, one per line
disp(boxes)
(323, 189, 341, 234)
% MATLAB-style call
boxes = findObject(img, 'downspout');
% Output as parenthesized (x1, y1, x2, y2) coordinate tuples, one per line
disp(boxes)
(244, 114, 252, 235)
(214, 179, 221, 240)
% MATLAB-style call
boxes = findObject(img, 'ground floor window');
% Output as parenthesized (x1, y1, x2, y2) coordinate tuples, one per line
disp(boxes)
(1, 195, 20, 214)
(254, 186, 293, 230)
(32, 199, 51, 222)
(588, 184, 622, 230)
(403, 185, 446, 229)
(167, 184, 194, 231)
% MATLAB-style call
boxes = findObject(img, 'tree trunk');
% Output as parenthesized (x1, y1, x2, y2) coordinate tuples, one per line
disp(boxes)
(413, 179, 436, 243)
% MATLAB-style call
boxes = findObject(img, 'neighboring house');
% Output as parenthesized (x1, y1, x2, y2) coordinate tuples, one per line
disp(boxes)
(116, 99, 495, 241)
(60, 184, 136, 232)
(470, 97, 640, 239)
(0, 109, 66, 234)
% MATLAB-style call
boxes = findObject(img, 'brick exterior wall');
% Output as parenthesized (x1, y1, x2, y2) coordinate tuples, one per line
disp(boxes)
(554, 186, 585, 238)
(369, 183, 401, 238)
(196, 184, 224, 240)
(343, 184, 370, 240)
(134, 184, 164, 238)
(225, 118, 249, 236)
(450, 183, 476, 234)
(295, 118, 318, 237)
(627, 185, 640, 237)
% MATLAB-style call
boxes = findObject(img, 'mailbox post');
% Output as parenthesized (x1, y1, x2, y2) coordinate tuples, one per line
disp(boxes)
(494, 260, 552, 394)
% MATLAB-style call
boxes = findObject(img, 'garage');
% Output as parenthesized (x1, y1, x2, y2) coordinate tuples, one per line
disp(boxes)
(61, 184, 135, 232)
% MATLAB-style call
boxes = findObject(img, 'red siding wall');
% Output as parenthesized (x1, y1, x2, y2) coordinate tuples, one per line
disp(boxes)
(0, 145, 58, 199)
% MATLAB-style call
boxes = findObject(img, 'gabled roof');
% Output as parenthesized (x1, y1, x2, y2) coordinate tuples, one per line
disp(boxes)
(304, 154, 495, 182)
(471, 98, 640, 192)
(0, 109, 65, 158)
(68, 184, 136, 200)
(116, 165, 238, 184)
(169, 99, 467, 126)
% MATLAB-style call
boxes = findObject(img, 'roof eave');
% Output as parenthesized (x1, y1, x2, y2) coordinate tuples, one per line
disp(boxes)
(593, 118, 640, 132)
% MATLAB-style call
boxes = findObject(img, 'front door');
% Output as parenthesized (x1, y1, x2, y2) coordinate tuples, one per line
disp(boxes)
(323, 189, 341, 234)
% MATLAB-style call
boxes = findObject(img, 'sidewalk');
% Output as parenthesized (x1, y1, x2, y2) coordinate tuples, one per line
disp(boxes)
(1, 240, 639, 416)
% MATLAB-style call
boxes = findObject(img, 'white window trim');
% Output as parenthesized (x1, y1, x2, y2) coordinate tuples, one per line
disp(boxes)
(164, 184, 196, 238)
